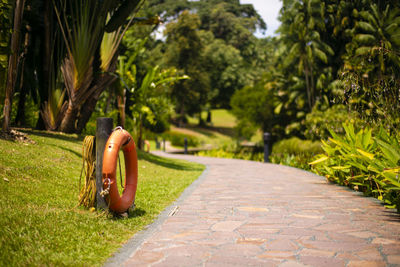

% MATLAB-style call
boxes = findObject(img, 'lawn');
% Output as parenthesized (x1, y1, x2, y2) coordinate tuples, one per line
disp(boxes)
(163, 109, 238, 149)
(0, 130, 204, 266)
(188, 108, 236, 128)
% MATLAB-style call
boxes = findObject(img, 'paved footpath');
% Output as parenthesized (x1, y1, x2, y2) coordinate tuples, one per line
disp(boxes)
(106, 152, 400, 267)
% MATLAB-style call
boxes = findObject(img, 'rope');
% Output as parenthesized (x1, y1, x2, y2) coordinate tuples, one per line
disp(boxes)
(78, 136, 96, 208)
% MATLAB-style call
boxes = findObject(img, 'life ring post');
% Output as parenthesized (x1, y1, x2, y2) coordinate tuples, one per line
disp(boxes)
(96, 117, 114, 210)
(102, 128, 138, 213)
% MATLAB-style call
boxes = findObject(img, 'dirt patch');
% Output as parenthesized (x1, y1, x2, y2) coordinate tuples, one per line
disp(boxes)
(0, 129, 36, 144)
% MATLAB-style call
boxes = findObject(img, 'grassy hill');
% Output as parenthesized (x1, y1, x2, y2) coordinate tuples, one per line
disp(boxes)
(167, 109, 263, 149)
(168, 109, 237, 149)
(0, 130, 204, 266)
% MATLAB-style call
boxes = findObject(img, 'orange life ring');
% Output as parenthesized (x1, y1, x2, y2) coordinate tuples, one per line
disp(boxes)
(102, 128, 138, 213)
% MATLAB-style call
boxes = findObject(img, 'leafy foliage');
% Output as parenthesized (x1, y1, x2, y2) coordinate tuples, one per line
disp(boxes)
(129, 65, 186, 145)
(310, 124, 400, 211)
(144, 0, 267, 111)
(303, 104, 361, 141)
(230, 79, 275, 139)
(270, 137, 322, 170)
(272, 137, 322, 156)
(229, 0, 400, 143)
(339, 2, 400, 131)
(163, 11, 210, 124)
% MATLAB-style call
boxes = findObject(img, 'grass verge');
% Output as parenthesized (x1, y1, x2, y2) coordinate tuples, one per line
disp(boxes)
(0, 129, 204, 266)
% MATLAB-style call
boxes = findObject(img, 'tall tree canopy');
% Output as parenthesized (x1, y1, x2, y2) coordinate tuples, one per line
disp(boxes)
(145, 0, 267, 109)
(232, 0, 400, 139)
(163, 10, 210, 126)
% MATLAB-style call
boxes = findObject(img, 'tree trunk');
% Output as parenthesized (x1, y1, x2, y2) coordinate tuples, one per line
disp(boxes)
(15, 25, 31, 126)
(36, 0, 52, 130)
(75, 74, 117, 134)
(137, 117, 143, 150)
(75, 91, 100, 134)
(104, 87, 113, 114)
(59, 101, 79, 133)
(36, 112, 46, 130)
(178, 103, 185, 128)
(42, 0, 51, 94)
(309, 62, 315, 108)
(198, 112, 205, 126)
(2, 0, 26, 132)
(303, 63, 312, 111)
(206, 109, 211, 123)
(117, 88, 126, 128)
(15, 84, 26, 126)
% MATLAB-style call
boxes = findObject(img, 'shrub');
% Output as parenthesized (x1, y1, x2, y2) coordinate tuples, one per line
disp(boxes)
(162, 131, 200, 147)
(197, 148, 263, 162)
(310, 124, 400, 211)
(304, 104, 362, 141)
(272, 137, 322, 156)
(198, 138, 322, 170)
(270, 137, 323, 170)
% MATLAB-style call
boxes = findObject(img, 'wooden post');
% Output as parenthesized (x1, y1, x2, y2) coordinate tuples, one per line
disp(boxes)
(263, 132, 271, 163)
(96, 117, 113, 210)
(184, 137, 188, 154)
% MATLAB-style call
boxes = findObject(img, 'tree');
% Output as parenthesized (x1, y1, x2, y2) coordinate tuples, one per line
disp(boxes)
(230, 79, 275, 139)
(129, 65, 187, 148)
(144, 0, 267, 109)
(0, 0, 146, 133)
(341, 2, 400, 130)
(279, 0, 334, 111)
(163, 10, 210, 126)
(0, 0, 13, 103)
(2, 0, 25, 132)
(202, 37, 245, 108)
(54, 0, 146, 133)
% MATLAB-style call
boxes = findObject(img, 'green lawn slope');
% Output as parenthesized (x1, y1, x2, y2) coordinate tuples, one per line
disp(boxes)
(167, 109, 237, 149)
(0, 130, 204, 266)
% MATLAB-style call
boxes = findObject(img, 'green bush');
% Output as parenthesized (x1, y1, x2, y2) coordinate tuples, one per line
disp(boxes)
(304, 104, 362, 141)
(270, 137, 323, 170)
(197, 138, 322, 170)
(162, 131, 200, 147)
(270, 154, 312, 171)
(197, 148, 263, 162)
(310, 123, 400, 211)
(272, 137, 322, 156)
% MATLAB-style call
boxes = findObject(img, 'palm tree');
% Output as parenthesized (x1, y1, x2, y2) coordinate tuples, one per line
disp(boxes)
(346, 3, 400, 79)
(341, 2, 400, 129)
(279, 0, 334, 111)
(2, 0, 26, 133)
(54, 0, 144, 133)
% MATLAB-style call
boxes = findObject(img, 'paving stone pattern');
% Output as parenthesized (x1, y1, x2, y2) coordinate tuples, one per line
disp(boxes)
(115, 153, 400, 267)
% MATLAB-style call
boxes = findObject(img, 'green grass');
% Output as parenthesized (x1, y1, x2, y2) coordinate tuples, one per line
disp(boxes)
(188, 109, 236, 128)
(0, 130, 204, 266)
(168, 109, 237, 149)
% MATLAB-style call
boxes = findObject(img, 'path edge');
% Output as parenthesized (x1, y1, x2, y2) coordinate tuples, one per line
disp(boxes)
(103, 164, 209, 267)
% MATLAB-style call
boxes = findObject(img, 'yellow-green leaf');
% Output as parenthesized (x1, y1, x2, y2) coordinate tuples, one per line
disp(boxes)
(332, 165, 351, 170)
(383, 167, 400, 173)
(356, 149, 374, 160)
(309, 156, 329, 165)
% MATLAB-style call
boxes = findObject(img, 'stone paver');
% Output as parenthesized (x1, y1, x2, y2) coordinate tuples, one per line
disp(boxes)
(105, 153, 400, 267)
